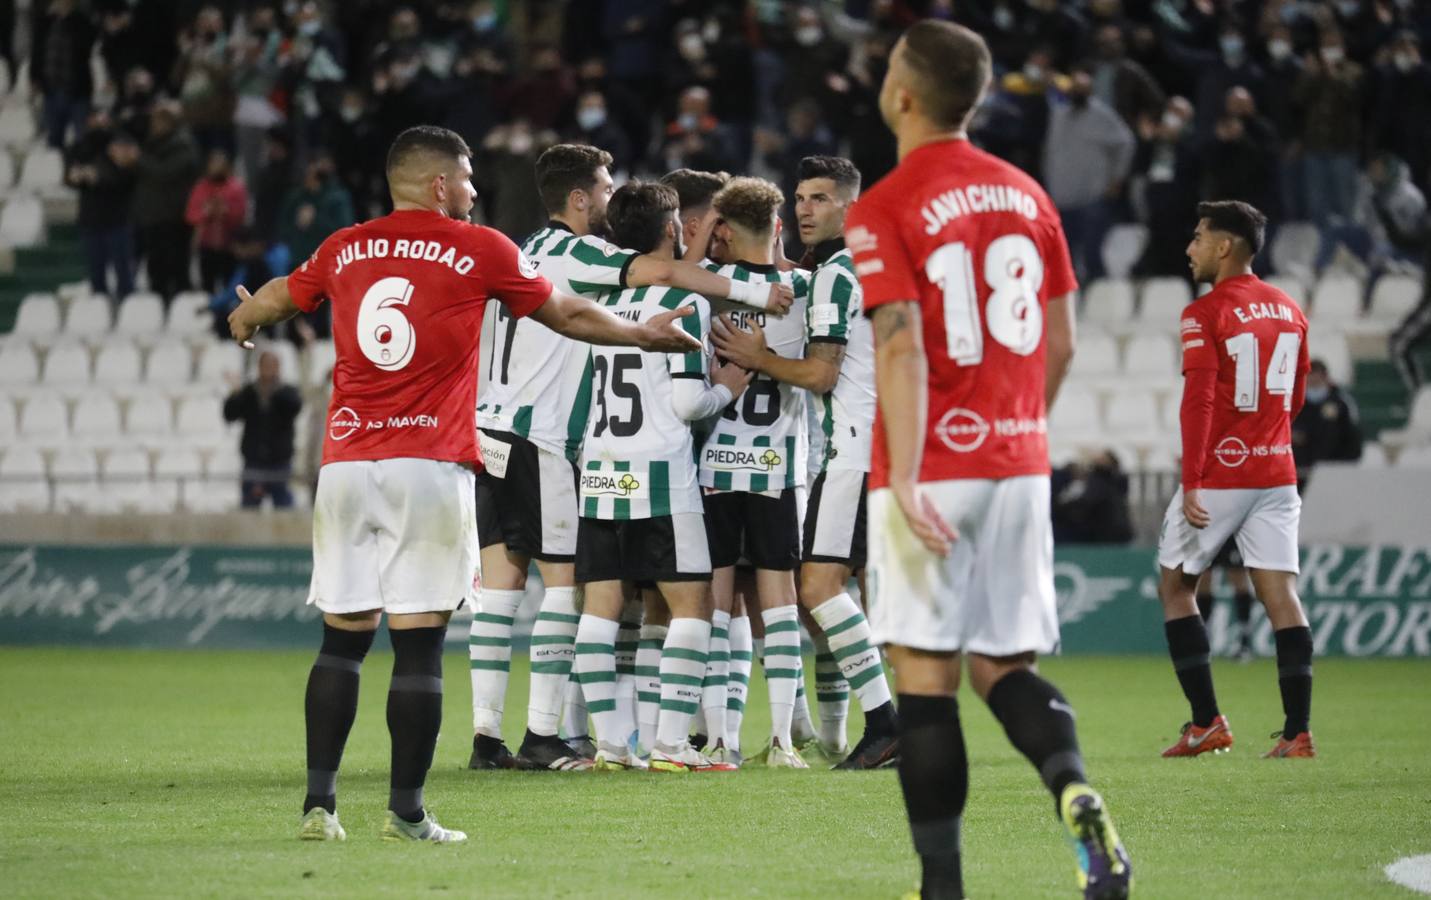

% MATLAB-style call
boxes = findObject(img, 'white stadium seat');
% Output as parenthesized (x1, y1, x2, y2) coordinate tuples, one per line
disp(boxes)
(0, 104, 36, 147)
(1269, 221, 1320, 279)
(175, 396, 229, 445)
(1048, 386, 1103, 444)
(206, 447, 244, 480)
(145, 341, 193, 383)
(124, 394, 173, 440)
(1100, 223, 1148, 280)
(1068, 331, 1120, 379)
(1104, 389, 1162, 441)
(183, 479, 238, 513)
(1363, 275, 1421, 334)
(1306, 329, 1353, 386)
(0, 149, 13, 188)
(115, 292, 167, 342)
(70, 395, 122, 446)
(1309, 275, 1362, 324)
(166, 291, 212, 338)
(1396, 444, 1431, 468)
(40, 341, 91, 388)
(0, 341, 39, 385)
(1358, 442, 1389, 468)
(18, 146, 64, 191)
(1265, 275, 1308, 308)
(0, 445, 51, 513)
(102, 446, 156, 512)
(17, 392, 67, 440)
(94, 342, 144, 385)
(0, 396, 16, 440)
(13, 293, 61, 340)
(1081, 278, 1136, 333)
(197, 342, 245, 384)
(64, 294, 112, 338)
(51, 446, 103, 513)
(305, 339, 336, 387)
(1381, 386, 1431, 450)
(1137, 277, 1192, 331)
(260, 340, 300, 383)
(0, 193, 45, 247)
(154, 447, 203, 512)
(1122, 334, 1178, 379)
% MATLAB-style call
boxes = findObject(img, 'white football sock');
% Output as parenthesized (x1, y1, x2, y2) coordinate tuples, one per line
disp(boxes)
(614, 597, 642, 740)
(469, 588, 522, 738)
(725, 615, 752, 753)
(811, 592, 892, 714)
(573, 614, 627, 747)
(701, 609, 731, 747)
(761, 605, 801, 749)
(636, 624, 667, 753)
(656, 617, 712, 750)
(813, 632, 850, 749)
(526, 586, 579, 737)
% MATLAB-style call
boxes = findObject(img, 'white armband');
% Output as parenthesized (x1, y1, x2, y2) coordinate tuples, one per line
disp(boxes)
(725, 279, 769, 310)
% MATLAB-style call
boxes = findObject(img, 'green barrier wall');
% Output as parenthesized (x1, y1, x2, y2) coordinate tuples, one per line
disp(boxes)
(1, 544, 1428, 655)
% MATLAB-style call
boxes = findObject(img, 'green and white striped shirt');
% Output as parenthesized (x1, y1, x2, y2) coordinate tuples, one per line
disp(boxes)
(808, 247, 874, 474)
(476, 223, 636, 460)
(577, 285, 710, 520)
(698, 262, 811, 493)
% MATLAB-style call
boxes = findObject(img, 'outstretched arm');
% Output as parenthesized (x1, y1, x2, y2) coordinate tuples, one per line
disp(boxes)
(228, 278, 302, 347)
(529, 288, 702, 353)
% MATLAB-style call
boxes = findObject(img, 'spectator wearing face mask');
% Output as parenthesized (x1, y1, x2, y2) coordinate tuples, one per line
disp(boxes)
(1374, 31, 1431, 195)
(186, 148, 249, 295)
(1133, 97, 1202, 277)
(662, 85, 739, 175)
(1042, 67, 1136, 282)
(1261, 24, 1306, 220)
(567, 89, 633, 175)
(1088, 24, 1165, 130)
(1295, 27, 1365, 227)
(977, 46, 1069, 180)
(1291, 360, 1363, 488)
(1164, 22, 1266, 144)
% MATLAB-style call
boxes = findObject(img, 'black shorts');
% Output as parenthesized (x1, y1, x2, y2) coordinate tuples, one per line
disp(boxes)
(1212, 538, 1244, 569)
(703, 489, 800, 571)
(802, 469, 868, 570)
(575, 513, 713, 584)
(475, 429, 578, 562)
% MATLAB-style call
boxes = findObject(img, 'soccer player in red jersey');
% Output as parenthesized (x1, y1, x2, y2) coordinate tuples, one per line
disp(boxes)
(846, 21, 1130, 900)
(1157, 201, 1316, 761)
(226, 126, 700, 844)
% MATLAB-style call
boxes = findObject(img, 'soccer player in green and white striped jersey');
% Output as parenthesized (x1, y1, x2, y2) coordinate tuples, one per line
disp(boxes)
(569, 180, 753, 772)
(696, 177, 814, 768)
(713, 157, 898, 771)
(468, 146, 793, 772)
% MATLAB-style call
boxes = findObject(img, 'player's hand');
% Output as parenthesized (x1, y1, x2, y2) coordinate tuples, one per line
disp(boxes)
(639, 306, 703, 353)
(710, 356, 754, 398)
(1183, 488, 1211, 530)
(891, 478, 958, 558)
(228, 284, 260, 349)
(764, 282, 794, 315)
(710, 314, 769, 371)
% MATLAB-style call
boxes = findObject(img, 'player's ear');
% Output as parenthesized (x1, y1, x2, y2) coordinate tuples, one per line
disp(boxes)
(570, 188, 587, 213)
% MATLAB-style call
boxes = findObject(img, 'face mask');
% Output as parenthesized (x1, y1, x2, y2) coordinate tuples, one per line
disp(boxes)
(678, 35, 704, 61)
(508, 131, 533, 155)
(794, 26, 823, 47)
(1395, 52, 1417, 74)
(576, 107, 606, 131)
(1305, 385, 1330, 404)
(1220, 35, 1244, 60)
(993, 5, 1014, 29)
(1268, 39, 1292, 61)
(299, 20, 320, 37)
(340, 105, 361, 123)
(1162, 111, 1182, 130)
(702, 20, 720, 43)
(1023, 63, 1044, 82)
(678, 112, 699, 131)
(1322, 46, 1345, 65)
(472, 12, 497, 32)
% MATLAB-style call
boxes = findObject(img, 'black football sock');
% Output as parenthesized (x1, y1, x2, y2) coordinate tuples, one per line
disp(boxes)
(1235, 592, 1255, 643)
(387, 626, 446, 823)
(1273, 626, 1314, 738)
(864, 700, 899, 735)
(985, 669, 1088, 815)
(1165, 615, 1220, 727)
(897, 694, 966, 900)
(1195, 591, 1214, 622)
(303, 624, 376, 814)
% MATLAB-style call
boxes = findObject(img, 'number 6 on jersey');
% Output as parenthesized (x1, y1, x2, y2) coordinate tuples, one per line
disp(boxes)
(358, 276, 417, 371)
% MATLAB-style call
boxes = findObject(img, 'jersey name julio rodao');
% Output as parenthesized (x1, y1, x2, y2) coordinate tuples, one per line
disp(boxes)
(809, 247, 875, 474)
(1180, 274, 1309, 489)
(699, 262, 810, 492)
(844, 139, 1078, 489)
(577, 285, 709, 519)
(288, 209, 551, 466)
(477, 224, 636, 459)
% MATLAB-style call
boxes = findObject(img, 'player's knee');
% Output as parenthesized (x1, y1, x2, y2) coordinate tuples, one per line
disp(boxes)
(889, 645, 961, 696)
(968, 652, 1036, 701)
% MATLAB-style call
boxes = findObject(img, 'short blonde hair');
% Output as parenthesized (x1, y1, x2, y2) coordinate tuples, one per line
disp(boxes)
(712, 176, 784, 236)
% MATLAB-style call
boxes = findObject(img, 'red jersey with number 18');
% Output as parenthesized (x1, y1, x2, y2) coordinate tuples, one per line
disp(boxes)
(1179, 274, 1309, 489)
(845, 139, 1078, 489)
(287, 209, 552, 467)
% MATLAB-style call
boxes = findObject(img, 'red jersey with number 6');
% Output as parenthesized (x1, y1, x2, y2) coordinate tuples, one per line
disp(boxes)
(845, 138, 1078, 488)
(1179, 274, 1309, 489)
(287, 209, 553, 467)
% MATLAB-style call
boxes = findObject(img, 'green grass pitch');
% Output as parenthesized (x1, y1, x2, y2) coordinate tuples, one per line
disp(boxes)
(1, 648, 1427, 898)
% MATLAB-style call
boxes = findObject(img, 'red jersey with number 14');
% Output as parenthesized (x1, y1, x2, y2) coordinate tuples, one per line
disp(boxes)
(1179, 274, 1309, 489)
(845, 139, 1078, 489)
(287, 209, 552, 466)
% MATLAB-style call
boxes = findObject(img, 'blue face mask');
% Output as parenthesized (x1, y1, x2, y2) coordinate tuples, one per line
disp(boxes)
(1305, 385, 1331, 404)
(473, 13, 498, 32)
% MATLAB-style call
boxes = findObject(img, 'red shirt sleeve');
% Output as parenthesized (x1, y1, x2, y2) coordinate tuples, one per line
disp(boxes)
(1042, 215, 1078, 299)
(844, 195, 920, 313)
(287, 232, 341, 313)
(466, 225, 553, 318)
(1180, 367, 1217, 491)
(1179, 306, 1218, 373)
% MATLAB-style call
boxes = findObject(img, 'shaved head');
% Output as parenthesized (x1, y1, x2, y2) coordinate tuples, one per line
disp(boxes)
(386, 126, 477, 219)
(881, 20, 991, 133)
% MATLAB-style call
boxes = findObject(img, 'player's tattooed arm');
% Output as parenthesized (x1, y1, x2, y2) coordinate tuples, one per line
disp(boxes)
(228, 277, 302, 348)
(709, 314, 845, 393)
(872, 301, 957, 556)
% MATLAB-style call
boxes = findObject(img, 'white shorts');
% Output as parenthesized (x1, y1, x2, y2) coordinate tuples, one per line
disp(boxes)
(308, 458, 478, 615)
(1157, 485, 1301, 576)
(866, 476, 1057, 656)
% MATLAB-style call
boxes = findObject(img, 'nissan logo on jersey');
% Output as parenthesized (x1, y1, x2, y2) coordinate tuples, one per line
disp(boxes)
(935, 407, 990, 453)
(1214, 436, 1250, 467)
(329, 407, 361, 441)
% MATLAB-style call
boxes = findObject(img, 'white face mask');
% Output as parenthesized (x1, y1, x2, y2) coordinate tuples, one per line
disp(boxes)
(794, 26, 823, 47)
(1268, 39, 1292, 62)
(576, 107, 606, 131)
(678, 35, 704, 61)
(1023, 62, 1044, 82)
(1322, 46, 1345, 65)
(1394, 52, 1417, 74)
(1162, 111, 1183, 130)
